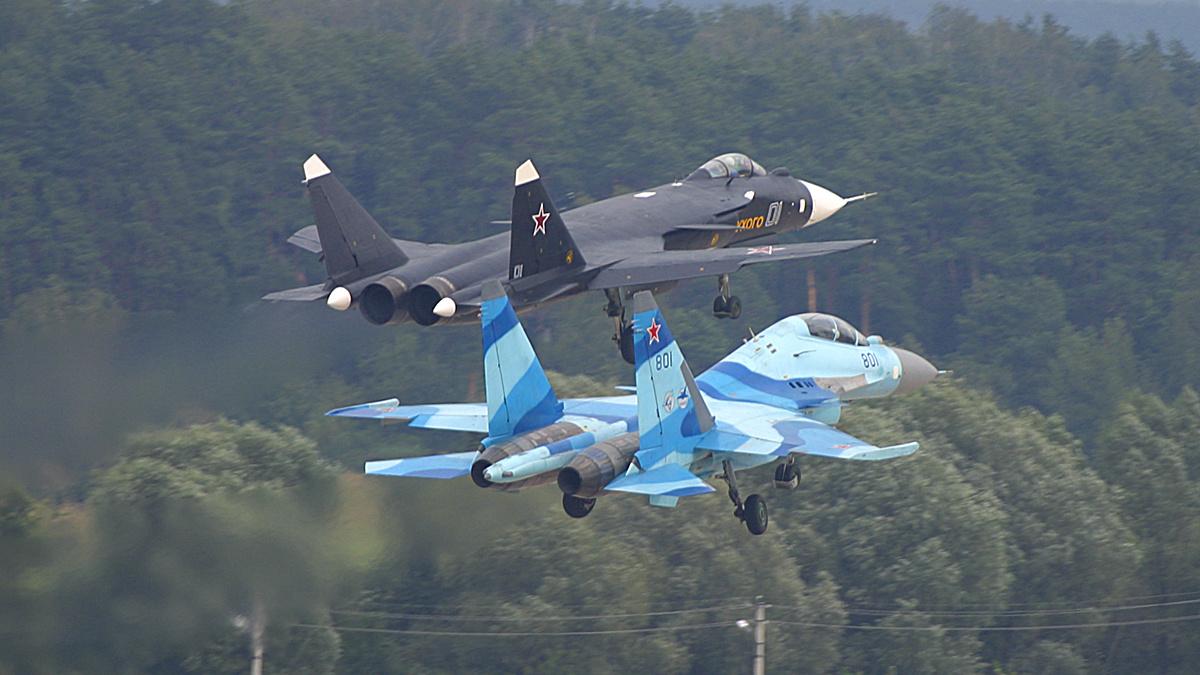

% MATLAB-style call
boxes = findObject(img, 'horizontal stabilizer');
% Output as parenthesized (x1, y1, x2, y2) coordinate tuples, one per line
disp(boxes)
(287, 225, 324, 253)
(365, 451, 477, 479)
(589, 239, 875, 290)
(605, 463, 715, 500)
(327, 399, 490, 433)
(262, 283, 329, 301)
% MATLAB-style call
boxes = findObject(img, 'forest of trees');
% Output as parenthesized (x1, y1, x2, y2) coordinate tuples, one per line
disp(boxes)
(1, 0, 1199, 672)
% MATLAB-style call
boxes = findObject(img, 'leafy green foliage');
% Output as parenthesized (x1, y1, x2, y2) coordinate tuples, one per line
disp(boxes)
(3, 0, 1200, 672)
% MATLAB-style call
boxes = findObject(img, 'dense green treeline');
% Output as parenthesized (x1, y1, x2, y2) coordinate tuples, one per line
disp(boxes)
(2, 0, 1199, 412)
(2, 0, 1200, 672)
(4, 360, 1199, 672)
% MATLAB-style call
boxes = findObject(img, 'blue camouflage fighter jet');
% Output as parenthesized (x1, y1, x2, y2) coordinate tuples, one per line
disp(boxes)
(330, 280, 938, 535)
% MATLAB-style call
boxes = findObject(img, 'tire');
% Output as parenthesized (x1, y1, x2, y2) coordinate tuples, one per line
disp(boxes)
(618, 323, 635, 364)
(712, 296, 729, 317)
(727, 296, 742, 319)
(773, 463, 798, 489)
(563, 494, 596, 519)
(774, 463, 791, 482)
(743, 494, 768, 535)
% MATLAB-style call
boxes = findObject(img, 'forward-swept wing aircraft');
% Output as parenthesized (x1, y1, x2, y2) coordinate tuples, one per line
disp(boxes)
(331, 280, 937, 535)
(266, 153, 875, 362)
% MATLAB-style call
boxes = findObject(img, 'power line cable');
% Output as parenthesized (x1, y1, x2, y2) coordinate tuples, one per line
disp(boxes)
(328, 603, 751, 623)
(347, 595, 751, 611)
(292, 621, 736, 637)
(296, 613, 1200, 639)
(770, 613, 1200, 632)
(770, 597, 1200, 618)
(828, 587, 1200, 611)
(346, 588, 1200, 614)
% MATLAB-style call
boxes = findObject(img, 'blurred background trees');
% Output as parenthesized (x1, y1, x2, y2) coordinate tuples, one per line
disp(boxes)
(2, 0, 1200, 672)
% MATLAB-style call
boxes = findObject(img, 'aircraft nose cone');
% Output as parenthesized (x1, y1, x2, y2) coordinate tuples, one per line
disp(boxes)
(893, 348, 937, 394)
(482, 465, 499, 483)
(800, 180, 847, 224)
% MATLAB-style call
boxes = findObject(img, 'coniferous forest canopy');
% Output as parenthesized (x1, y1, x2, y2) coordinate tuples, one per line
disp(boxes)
(2, 0, 1200, 672)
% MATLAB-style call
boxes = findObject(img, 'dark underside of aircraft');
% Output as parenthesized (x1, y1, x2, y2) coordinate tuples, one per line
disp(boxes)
(265, 152, 876, 362)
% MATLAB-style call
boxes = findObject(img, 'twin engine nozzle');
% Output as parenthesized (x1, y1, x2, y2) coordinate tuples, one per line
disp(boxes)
(466, 425, 641, 497)
(556, 433, 640, 498)
(327, 275, 461, 326)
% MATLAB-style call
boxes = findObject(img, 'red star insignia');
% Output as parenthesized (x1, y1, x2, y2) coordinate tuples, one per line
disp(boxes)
(531, 203, 550, 236)
(647, 318, 662, 343)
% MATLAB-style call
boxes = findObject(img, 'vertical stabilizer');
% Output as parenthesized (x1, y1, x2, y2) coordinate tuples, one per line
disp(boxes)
(631, 291, 713, 470)
(480, 279, 563, 439)
(303, 154, 407, 284)
(509, 159, 585, 281)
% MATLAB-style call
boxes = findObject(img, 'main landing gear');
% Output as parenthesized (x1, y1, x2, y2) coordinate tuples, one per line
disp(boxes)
(712, 274, 741, 319)
(607, 288, 637, 365)
(606, 275, 746, 364)
(563, 494, 596, 519)
(774, 457, 800, 490)
(721, 459, 768, 535)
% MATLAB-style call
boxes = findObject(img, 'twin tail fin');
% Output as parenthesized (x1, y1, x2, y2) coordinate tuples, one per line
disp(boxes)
(509, 160, 585, 282)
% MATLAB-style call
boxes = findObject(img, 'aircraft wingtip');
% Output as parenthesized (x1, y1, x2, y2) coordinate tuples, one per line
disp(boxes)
(303, 154, 331, 182)
(515, 159, 539, 186)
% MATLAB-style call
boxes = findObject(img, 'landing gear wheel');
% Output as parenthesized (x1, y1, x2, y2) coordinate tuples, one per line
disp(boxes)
(774, 461, 799, 489)
(606, 288, 635, 364)
(720, 459, 766, 534)
(727, 296, 742, 319)
(563, 494, 596, 519)
(713, 296, 729, 318)
(713, 274, 736, 319)
(617, 321, 635, 364)
(743, 494, 768, 535)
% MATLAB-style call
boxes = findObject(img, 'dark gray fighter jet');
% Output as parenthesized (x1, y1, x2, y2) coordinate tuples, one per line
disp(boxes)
(265, 152, 876, 362)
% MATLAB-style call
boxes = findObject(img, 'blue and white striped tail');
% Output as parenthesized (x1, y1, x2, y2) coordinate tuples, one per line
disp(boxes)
(631, 291, 713, 470)
(481, 279, 562, 439)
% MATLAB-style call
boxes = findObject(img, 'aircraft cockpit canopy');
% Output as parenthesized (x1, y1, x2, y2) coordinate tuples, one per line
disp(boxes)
(799, 313, 868, 346)
(689, 153, 767, 180)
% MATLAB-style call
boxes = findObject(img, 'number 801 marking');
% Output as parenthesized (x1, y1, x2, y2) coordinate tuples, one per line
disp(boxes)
(655, 352, 673, 371)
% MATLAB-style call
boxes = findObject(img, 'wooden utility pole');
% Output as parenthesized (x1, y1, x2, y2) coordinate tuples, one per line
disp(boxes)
(250, 596, 265, 675)
(806, 269, 818, 312)
(753, 597, 767, 675)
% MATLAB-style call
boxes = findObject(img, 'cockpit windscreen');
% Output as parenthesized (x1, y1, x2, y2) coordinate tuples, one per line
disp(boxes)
(799, 313, 867, 346)
(689, 153, 767, 180)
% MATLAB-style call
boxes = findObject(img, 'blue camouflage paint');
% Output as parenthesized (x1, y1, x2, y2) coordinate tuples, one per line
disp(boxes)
(697, 361, 835, 409)
(481, 286, 563, 438)
(632, 303, 708, 470)
(343, 285, 927, 514)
